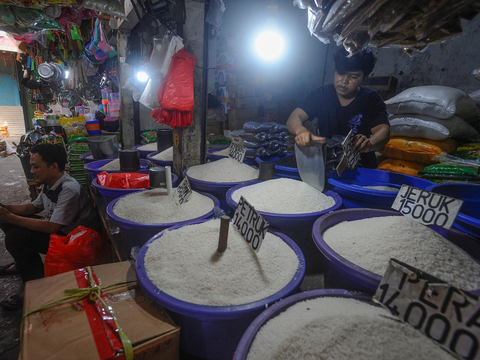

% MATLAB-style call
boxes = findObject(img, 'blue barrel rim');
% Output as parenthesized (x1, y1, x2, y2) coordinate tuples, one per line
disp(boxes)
(233, 289, 372, 360)
(106, 190, 220, 228)
(312, 208, 480, 295)
(136, 217, 306, 319)
(183, 166, 259, 188)
(225, 180, 343, 219)
(327, 177, 403, 197)
(146, 151, 174, 167)
(80, 152, 93, 160)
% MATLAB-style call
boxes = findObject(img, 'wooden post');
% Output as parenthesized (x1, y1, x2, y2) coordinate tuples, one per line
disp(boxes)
(217, 215, 230, 253)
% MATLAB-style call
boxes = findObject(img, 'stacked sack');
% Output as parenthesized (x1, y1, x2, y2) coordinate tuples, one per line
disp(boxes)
(378, 85, 479, 177)
(240, 121, 289, 158)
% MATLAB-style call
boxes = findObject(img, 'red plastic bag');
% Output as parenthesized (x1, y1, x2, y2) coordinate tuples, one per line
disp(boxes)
(151, 48, 196, 129)
(44, 226, 107, 277)
(96, 171, 150, 189)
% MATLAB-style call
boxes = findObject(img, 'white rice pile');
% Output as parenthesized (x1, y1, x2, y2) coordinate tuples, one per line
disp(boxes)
(211, 148, 230, 157)
(113, 188, 215, 224)
(231, 178, 336, 214)
(247, 297, 454, 360)
(152, 146, 173, 161)
(323, 216, 480, 290)
(144, 219, 299, 306)
(138, 143, 158, 151)
(186, 158, 259, 183)
(354, 184, 399, 192)
(99, 158, 120, 171)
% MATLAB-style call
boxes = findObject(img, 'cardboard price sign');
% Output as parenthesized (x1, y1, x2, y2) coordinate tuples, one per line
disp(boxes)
(391, 185, 463, 229)
(336, 130, 361, 176)
(373, 259, 480, 360)
(232, 196, 269, 253)
(228, 143, 247, 163)
(174, 177, 192, 205)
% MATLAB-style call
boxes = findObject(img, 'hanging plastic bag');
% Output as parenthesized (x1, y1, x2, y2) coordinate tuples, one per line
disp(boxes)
(44, 226, 107, 277)
(139, 77, 162, 109)
(205, 0, 225, 28)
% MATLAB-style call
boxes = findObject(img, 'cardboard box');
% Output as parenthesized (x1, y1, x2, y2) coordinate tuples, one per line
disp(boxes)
(22, 261, 180, 360)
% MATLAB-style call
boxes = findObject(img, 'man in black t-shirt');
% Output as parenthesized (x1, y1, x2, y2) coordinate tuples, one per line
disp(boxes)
(287, 47, 390, 168)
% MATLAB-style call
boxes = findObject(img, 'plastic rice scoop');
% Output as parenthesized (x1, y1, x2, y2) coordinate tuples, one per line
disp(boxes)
(295, 141, 327, 192)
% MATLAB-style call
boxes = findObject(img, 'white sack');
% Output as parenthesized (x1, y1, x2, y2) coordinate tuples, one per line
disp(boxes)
(389, 114, 478, 141)
(139, 77, 162, 110)
(385, 85, 480, 119)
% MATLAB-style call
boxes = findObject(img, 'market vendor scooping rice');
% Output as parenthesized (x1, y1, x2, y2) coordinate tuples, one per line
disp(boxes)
(286, 46, 390, 169)
(0, 143, 99, 311)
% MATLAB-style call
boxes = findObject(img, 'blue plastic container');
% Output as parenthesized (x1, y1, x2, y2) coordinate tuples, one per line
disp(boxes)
(146, 151, 173, 168)
(312, 208, 480, 296)
(207, 146, 257, 166)
(226, 180, 342, 274)
(106, 191, 219, 256)
(327, 168, 433, 209)
(255, 154, 300, 180)
(427, 183, 480, 238)
(91, 173, 179, 206)
(184, 168, 258, 214)
(136, 217, 306, 360)
(84, 158, 150, 182)
(80, 153, 95, 164)
(133, 144, 157, 159)
(234, 289, 371, 360)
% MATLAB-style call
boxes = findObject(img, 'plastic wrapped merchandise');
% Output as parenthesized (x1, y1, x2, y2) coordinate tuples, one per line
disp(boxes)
(307, 6, 329, 44)
(205, 0, 225, 27)
(245, 147, 266, 158)
(240, 132, 267, 142)
(419, 163, 480, 181)
(243, 121, 277, 133)
(82, 0, 125, 18)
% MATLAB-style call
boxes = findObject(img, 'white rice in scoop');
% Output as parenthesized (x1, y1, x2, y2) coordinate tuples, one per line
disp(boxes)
(186, 158, 259, 183)
(322, 216, 480, 290)
(144, 219, 299, 306)
(247, 297, 454, 360)
(231, 178, 336, 214)
(151, 146, 173, 161)
(113, 188, 215, 224)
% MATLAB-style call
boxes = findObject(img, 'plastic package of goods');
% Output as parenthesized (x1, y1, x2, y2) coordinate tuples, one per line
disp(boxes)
(385, 85, 480, 120)
(388, 114, 478, 141)
(240, 132, 267, 142)
(379, 137, 458, 165)
(243, 121, 277, 133)
(241, 293, 456, 360)
(457, 143, 480, 151)
(230, 178, 336, 215)
(245, 147, 266, 157)
(322, 215, 480, 292)
(81, 0, 125, 18)
(140, 129, 157, 144)
(377, 158, 425, 177)
(186, 158, 258, 183)
(452, 149, 480, 160)
(96, 171, 149, 189)
(418, 163, 480, 181)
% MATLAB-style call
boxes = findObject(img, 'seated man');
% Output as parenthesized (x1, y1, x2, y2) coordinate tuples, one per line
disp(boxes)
(0, 143, 99, 310)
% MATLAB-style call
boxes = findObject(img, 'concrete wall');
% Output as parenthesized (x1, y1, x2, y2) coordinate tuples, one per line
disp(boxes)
(209, 1, 480, 122)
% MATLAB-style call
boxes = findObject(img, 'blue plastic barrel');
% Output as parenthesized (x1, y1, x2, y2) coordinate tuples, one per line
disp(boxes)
(234, 289, 371, 360)
(133, 144, 157, 159)
(207, 146, 257, 165)
(136, 218, 306, 360)
(106, 191, 219, 256)
(255, 154, 300, 180)
(91, 173, 179, 206)
(427, 183, 480, 238)
(226, 180, 342, 274)
(184, 168, 258, 214)
(146, 151, 173, 168)
(312, 208, 480, 296)
(327, 168, 433, 209)
(84, 158, 150, 182)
